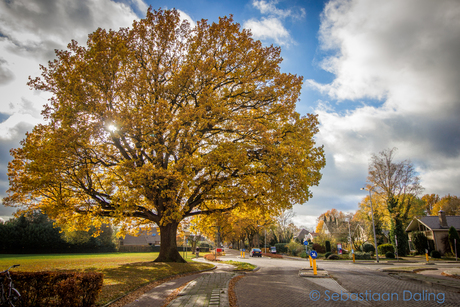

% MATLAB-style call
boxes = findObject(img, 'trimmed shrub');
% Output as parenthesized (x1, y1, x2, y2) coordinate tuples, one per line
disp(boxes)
(327, 254, 339, 260)
(275, 243, 288, 254)
(349, 252, 371, 260)
(8, 271, 103, 307)
(325, 241, 331, 253)
(325, 252, 332, 259)
(299, 251, 307, 258)
(377, 244, 394, 255)
(430, 250, 441, 258)
(385, 252, 395, 259)
(312, 243, 325, 253)
(362, 242, 375, 253)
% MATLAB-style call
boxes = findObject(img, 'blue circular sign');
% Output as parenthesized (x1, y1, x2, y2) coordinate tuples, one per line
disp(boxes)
(310, 250, 318, 259)
(303, 241, 309, 246)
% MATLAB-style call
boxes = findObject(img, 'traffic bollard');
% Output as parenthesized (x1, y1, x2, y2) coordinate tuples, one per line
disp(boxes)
(313, 259, 317, 275)
(353, 253, 355, 263)
(309, 256, 312, 268)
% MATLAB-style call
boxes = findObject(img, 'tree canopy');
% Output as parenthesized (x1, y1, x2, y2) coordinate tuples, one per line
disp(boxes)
(4, 8, 325, 262)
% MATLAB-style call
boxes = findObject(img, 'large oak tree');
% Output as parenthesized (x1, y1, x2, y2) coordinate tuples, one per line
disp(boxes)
(4, 9, 325, 262)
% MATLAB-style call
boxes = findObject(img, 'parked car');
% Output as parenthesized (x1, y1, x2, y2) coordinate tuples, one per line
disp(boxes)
(270, 246, 276, 254)
(250, 248, 262, 257)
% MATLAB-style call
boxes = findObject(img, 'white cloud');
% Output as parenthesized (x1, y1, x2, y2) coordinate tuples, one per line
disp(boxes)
(291, 214, 318, 230)
(244, 17, 291, 46)
(131, 0, 148, 14)
(252, 0, 291, 19)
(307, 0, 460, 210)
(243, 0, 305, 46)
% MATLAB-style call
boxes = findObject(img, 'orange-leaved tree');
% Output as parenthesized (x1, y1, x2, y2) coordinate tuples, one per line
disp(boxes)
(4, 8, 325, 262)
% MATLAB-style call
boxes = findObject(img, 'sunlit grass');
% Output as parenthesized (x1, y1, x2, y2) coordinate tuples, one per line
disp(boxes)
(0, 253, 213, 306)
(220, 260, 257, 271)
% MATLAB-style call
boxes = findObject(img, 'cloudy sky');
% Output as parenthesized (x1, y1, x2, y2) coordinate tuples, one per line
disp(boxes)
(1, 0, 459, 230)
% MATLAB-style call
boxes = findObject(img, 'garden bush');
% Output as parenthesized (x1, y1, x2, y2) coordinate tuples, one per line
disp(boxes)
(430, 250, 441, 258)
(299, 251, 307, 258)
(362, 242, 375, 253)
(349, 252, 372, 260)
(287, 241, 304, 256)
(312, 243, 325, 253)
(8, 271, 103, 307)
(325, 252, 332, 259)
(385, 251, 395, 258)
(377, 244, 394, 255)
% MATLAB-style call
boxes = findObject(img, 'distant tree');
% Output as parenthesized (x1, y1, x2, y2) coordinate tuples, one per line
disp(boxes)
(0, 212, 67, 253)
(275, 209, 298, 243)
(431, 195, 460, 216)
(422, 194, 440, 215)
(315, 209, 349, 244)
(367, 148, 423, 256)
(63, 223, 116, 251)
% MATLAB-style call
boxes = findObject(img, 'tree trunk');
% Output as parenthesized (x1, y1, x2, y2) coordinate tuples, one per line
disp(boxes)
(155, 222, 186, 263)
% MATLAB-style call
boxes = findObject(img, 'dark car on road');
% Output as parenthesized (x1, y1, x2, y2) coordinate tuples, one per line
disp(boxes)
(250, 248, 262, 257)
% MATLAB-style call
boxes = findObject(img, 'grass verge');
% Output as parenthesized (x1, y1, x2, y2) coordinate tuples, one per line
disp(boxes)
(0, 253, 214, 306)
(219, 260, 257, 271)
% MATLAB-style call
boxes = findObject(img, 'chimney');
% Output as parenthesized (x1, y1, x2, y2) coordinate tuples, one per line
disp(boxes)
(438, 210, 448, 228)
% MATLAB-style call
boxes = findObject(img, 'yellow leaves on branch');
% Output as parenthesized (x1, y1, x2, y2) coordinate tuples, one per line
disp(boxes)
(5, 8, 325, 233)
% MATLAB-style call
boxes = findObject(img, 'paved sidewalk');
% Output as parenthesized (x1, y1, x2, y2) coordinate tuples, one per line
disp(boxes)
(167, 268, 237, 307)
(123, 259, 237, 307)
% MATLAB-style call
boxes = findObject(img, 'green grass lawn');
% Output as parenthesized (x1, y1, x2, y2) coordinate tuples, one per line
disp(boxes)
(0, 252, 213, 306)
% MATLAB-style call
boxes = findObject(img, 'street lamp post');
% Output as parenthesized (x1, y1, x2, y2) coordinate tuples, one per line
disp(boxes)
(361, 186, 380, 263)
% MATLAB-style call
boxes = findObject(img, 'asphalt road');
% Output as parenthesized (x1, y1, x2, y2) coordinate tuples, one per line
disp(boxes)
(222, 250, 460, 307)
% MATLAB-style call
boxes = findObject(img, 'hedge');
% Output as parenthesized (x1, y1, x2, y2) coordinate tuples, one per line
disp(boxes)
(6, 271, 103, 307)
(275, 243, 288, 254)
(377, 243, 394, 255)
(349, 252, 372, 260)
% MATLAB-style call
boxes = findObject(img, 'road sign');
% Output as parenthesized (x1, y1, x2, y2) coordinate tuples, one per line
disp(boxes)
(310, 250, 318, 259)
(303, 241, 309, 246)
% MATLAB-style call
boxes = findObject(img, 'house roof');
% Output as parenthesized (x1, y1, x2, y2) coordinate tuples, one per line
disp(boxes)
(295, 229, 310, 238)
(406, 216, 460, 232)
